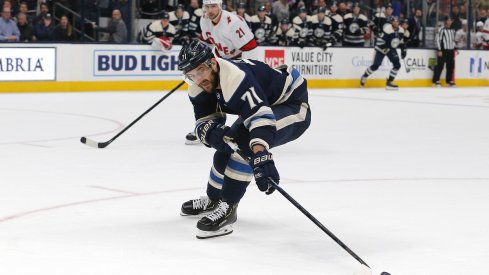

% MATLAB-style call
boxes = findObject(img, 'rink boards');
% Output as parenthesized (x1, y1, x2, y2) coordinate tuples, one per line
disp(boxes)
(1, 43, 488, 93)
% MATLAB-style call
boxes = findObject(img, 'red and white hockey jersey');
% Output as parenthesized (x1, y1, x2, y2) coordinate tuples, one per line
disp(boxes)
(200, 10, 256, 59)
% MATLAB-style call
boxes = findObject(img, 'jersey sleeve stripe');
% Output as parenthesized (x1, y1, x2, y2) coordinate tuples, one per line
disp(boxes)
(274, 66, 304, 105)
(276, 102, 309, 130)
(243, 106, 276, 129)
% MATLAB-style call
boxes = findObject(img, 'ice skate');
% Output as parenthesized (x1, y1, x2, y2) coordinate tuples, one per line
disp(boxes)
(386, 81, 399, 90)
(432, 82, 442, 87)
(360, 75, 367, 87)
(196, 201, 238, 239)
(185, 132, 201, 145)
(181, 196, 219, 216)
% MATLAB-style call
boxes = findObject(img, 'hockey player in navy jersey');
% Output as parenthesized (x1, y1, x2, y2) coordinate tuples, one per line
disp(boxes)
(178, 40, 311, 239)
(360, 16, 408, 90)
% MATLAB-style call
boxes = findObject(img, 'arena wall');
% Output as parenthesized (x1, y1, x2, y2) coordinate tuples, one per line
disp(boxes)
(1, 43, 488, 93)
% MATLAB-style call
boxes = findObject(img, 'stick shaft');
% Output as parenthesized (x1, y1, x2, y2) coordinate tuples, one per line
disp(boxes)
(235, 149, 369, 267)
(272, 182, 370, 267)
(82, 81, 185, 148)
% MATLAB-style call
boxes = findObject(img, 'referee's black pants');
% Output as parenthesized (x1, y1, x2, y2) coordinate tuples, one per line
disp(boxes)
(433, 50, 455, 84)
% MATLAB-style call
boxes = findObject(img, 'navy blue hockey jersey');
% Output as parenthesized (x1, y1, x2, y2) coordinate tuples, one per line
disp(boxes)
(188, 58, 305, 149)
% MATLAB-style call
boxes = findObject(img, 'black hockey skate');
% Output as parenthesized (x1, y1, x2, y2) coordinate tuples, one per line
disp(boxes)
(181, 196, 219, 216)
(196, 201, 238, 239)
(360, 75, 367, 87)
(185, 132, 200, 145)
(386, 81, 399, 90)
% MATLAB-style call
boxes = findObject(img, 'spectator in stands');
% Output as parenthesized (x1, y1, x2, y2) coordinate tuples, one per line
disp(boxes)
(0, 6, 19, 41)
(426, 0, 437, 26)
(32, 2, 49, 25)
(451, 6, 462, 30)
(93, 9, 128, 43)
(477, 9, 487, 23)
(407, 8, 422, 47)
(234, 2, 251, 26)
(272, 0, 289, 23)
(16, 12, 34, 41)
(459, 4, 466, 19)
(34, 13, 54, 41)
(54, 14, 77, 41)
(264, 2, 277, 30)
(17, 2, 34, 23)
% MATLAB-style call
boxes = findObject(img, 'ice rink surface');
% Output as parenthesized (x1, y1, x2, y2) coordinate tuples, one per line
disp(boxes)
(1, 87, 489, 275)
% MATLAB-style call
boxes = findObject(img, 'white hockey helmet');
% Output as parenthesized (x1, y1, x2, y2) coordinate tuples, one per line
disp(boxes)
(203, 0, 222, 5)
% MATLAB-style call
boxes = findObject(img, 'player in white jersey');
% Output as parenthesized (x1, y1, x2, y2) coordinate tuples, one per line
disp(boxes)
(185, 0, 257, 145)
(199, 0, 257, 59)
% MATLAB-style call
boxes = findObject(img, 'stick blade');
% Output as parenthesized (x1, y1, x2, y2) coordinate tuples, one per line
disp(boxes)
(80, 137, 104, 148)
(353, 264, 372, 275)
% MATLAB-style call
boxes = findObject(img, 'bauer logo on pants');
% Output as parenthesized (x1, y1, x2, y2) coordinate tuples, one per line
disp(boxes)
(264, 49, 285, 68)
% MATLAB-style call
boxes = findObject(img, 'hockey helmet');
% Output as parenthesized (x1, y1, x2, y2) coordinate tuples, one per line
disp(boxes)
(161, 11, 170, 19)
(176, 4, 185, 11)
(390, 15, 399, 22)
(178, 40, 214, 74)
(203, 0, 222, 5)
(299, 6, 307, 14)
(318, 7, 326, 14)
(281, 18, 289, 25)
(238, 2, 246, 9)
(258, 5, 266, 12)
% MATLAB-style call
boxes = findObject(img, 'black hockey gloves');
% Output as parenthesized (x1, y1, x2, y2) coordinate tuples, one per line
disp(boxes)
(250, 150, 280, 195)
(196, 120, 234, 154)
(401, 47, 407, 59)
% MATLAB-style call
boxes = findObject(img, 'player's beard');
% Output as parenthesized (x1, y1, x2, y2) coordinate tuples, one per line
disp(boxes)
(199, 69, 220, 93)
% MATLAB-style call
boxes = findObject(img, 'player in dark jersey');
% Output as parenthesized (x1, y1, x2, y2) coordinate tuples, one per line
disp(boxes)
(178, 40, 311, 239)
(360, 16, 408, 90)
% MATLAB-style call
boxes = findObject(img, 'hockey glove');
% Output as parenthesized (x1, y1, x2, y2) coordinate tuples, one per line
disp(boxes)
(196, 120, 234, 154)
(298, 40, 306, 48)
(401, 48, 407, 59)
(250, 150, 280, 195)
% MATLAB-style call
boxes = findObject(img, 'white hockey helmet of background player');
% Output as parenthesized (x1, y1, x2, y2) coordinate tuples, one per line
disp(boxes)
(203, 0, 222, 8)
(203, 0, 222, 19)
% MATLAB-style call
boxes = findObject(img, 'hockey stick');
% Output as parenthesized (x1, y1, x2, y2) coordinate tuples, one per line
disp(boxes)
(403, 58, 411, 73)
(233, 148, 371, 270)
(80, 81, 185, 148)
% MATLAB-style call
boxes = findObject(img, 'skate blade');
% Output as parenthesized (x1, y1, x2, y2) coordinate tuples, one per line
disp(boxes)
(196, 225, 233, 239)
(180, 210, 213, 217)
(185, 140, 201, 145)
(385, 86, 399, 91)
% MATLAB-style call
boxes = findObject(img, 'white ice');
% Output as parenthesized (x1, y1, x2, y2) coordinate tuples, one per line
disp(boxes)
(1, 87, 489, 275)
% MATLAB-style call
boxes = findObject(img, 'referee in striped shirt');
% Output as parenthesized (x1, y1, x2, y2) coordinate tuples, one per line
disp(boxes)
(433, 16, 457, 87)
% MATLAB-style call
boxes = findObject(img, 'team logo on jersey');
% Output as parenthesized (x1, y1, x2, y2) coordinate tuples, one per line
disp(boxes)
(314, 28, 325, 37)
(390, 38, 400, 48)
(349, 23, 359, 33)
(264, 49, 285, 68)
(299, 28, 309, 38)
(255, 28, 266, 39)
